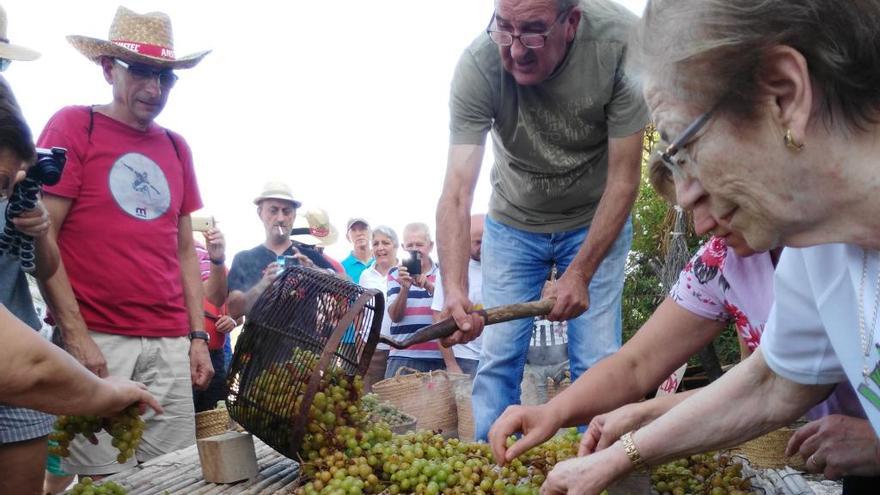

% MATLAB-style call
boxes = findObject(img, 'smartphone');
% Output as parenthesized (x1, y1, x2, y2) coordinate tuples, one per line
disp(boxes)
(404, 250, 422, 276)
(191, 215, 215, 232)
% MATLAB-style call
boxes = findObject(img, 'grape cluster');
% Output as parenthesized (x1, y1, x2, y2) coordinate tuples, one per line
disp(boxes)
(68, 477, 127, 495)
(360, 393, 415, 429)
(48, 405, 145, 464)
(651, 453, 752, 495)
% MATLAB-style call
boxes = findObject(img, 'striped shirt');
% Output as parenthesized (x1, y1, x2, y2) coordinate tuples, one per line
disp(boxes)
(386, 263, 440, 359)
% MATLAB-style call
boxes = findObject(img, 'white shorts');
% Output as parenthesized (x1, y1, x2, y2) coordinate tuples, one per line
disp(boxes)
(62, 331, 196, 475)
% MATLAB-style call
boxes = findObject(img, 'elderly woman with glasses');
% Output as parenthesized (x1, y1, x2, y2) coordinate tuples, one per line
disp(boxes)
(535, 1, 880, 494)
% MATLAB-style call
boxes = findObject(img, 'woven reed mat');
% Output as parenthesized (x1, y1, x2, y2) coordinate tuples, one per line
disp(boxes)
(93, 437, 300, 494)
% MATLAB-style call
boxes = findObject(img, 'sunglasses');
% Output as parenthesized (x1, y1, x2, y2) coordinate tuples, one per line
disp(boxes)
(114, 59, 178, 88)
(0, 58, 11, 72)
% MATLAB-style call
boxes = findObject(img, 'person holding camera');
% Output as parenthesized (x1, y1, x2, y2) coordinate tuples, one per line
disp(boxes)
(384, 222, 446, 378)
(227, 181, 334, 319)
(192, 224, 237, 413)
(0, 55, 161, 495)
(35, 7, 214, 476)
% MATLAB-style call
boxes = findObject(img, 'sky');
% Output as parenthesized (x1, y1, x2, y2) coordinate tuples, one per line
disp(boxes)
(2, 0, 647, 263)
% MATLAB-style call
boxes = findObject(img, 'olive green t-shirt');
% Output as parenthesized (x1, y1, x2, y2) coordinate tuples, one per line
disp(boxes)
(449, 0, 649, 233)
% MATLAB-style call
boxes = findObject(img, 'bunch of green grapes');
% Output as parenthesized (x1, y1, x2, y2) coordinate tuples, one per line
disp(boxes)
(299, 369, 375, 460)
(48, 405, 145, 463)
(68, 477, 127, 495)
(651, 453, 752, 495)
(360, 393, 415, 428)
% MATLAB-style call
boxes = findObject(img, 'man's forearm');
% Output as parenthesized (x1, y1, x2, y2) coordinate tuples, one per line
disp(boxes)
(635, 350, 833, 466)
(228, 281, 269, 320)
(388, 291, 409, 322)
(570, 181, 638, 281)
(204, 263, 227, 307)
(179, 246, 206, 333)
(32, 235, 60, 281)
(37, 261, 89, 338)
(436, 144, 483, 299)
(436, 197, 471, 298)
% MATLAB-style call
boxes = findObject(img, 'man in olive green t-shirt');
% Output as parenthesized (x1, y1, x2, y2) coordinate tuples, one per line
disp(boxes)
(435, 0, 648, 441)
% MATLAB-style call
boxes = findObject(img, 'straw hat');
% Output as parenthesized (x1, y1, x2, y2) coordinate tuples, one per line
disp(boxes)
(291, 209, 339, 247)
(0, 5, 39, 61)
(67, 6, 210, 69)
(253, 180, 302, 208)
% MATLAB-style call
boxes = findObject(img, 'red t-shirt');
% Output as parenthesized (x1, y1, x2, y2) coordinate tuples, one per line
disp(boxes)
(39, 106, 202, 337)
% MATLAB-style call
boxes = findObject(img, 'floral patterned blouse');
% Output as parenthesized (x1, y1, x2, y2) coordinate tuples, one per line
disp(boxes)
(670, 236, 775, 352)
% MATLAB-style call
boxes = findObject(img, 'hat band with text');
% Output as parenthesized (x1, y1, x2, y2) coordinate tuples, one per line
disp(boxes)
(112, 39, 175, 60)
(310, 226, 330, 238)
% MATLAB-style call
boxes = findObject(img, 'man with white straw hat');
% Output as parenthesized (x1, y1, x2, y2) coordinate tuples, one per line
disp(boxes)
(35, 6, 213, 476)
(227, 181, 336, 319)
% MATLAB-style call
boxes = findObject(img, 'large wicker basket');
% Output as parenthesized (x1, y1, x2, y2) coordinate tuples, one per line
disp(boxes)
(732, 426, 805, 470)
(372, 368, 468, 437)
(225, 266, 383, 459)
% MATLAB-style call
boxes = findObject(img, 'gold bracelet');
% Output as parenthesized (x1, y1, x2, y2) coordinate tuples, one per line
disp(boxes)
(621, 431, 646, 471)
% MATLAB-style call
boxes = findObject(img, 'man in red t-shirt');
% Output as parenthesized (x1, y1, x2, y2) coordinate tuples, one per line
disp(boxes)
(36, 7, 213, 476)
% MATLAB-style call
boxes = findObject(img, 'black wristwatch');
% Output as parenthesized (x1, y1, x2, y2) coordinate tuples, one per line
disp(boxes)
(188, 331, 210, 343)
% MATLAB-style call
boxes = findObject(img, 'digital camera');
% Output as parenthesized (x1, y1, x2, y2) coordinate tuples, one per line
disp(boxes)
(31, 147, 66, 185)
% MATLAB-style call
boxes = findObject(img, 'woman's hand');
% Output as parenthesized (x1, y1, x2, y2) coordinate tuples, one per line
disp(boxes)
(542, 443, 632, 495)
(580, 402, 652, 456)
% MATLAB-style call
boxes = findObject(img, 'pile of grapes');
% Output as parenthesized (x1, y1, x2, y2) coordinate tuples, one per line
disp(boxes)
(48, 405, 145, 463)
(360, 394, 416, 430)
(295, 429, 583, 495)
(651, 453, 753, 495)
(67, 477, 127, 495)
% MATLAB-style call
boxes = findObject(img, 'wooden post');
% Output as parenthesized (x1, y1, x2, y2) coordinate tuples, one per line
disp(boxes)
(197, 431, 258, 483)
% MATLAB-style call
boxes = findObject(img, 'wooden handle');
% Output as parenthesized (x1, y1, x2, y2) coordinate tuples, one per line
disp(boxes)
(379, 299, 555, 350)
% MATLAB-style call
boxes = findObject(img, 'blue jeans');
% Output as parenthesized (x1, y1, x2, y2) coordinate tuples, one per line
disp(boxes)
(472, 216, 632, 440)
(384, 356, 446, 379)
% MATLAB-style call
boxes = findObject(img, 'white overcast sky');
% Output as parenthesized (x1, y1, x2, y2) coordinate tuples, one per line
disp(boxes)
(3, 0, 647, 262)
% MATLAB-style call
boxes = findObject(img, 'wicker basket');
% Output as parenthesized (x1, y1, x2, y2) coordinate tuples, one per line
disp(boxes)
(195, 408, 230, 439)
(453, 377, 474, 441)
(732, 426, 805, 470)
(373, 368, 468, 437)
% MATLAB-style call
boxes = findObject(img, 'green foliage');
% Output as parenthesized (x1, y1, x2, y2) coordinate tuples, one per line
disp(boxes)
(622, 127, 740, 366)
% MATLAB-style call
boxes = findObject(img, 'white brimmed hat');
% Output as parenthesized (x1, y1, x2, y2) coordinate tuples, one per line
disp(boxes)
(292, 209, 339, 247)
(253, 180, 302, 208)
(0, 5, 39, 61)
(67, 6, 210, 69)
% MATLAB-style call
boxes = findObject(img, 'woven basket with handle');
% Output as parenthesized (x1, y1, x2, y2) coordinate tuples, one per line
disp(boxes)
(372, 368, 468, 437)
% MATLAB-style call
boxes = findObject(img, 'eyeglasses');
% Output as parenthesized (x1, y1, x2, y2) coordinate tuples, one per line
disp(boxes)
(0, 58, 11, 72)
(114, 59, 178, 89)
(486, 9, 571, 49)
(658, 109, 715, 175)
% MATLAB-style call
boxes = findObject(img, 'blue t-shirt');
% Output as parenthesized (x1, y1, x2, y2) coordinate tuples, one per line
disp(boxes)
(342, 252, 373, 284)
(0, 200, 41, 330)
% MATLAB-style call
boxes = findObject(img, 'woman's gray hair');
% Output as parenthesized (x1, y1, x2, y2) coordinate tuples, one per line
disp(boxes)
(371, 225, 399, 247)
(627, 0, 880, 130)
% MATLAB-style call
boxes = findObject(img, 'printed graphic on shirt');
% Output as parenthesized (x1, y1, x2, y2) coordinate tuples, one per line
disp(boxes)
(109, 152, 170, 220)
(858, 343, 880, 414)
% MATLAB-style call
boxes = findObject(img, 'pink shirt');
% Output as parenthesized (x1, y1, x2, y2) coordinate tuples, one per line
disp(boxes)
(671, 237, 865, 419)
(671, 236, 774, 353)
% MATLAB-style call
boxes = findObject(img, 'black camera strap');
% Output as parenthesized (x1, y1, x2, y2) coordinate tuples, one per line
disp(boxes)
(87, 106, 182, 160)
